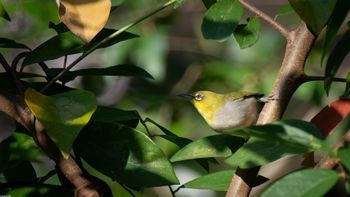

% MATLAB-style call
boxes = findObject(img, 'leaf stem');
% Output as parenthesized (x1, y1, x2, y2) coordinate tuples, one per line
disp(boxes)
(41, 0, 178, 92)
(239, 0, 291, 41)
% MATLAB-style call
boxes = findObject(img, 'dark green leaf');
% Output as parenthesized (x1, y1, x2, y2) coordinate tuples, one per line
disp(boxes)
(85, 28, 138, 50)
(338, 144, 350, 173)
(75, 65, 154, 79)
(324, 29, 350, 93)
(341, 72, 350, 98)
(233, 16, 261, 49)
(170, 134, 245, 162)
(45, 64, 154, 83)
(0, 185, 74, 197)
(48, 22, 69, 34)
(201, 0, 243, 40)
(3, 161, 36, 182)
(145, 118, 192, 147)
(225, 137, 308, 168)
(74, 122, 179, 187)
(202, 0, 216, 9)
(0, 133, 42, 172)
(23, 29, 137, 66)
(289, 0, 337, 34)
(241, 120, 330, 153)
(261, 169, 339, 197)
(22, 31, 85, 66)
(321, 0, 350, 65)
(0, 38, 30, 49)
(91, 106, 139, 128)
(184, 170, 234, 191)
(0, 0, 10, 21)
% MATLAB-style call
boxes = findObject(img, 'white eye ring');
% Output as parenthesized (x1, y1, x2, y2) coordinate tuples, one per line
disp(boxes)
(194, 93, 204, 101)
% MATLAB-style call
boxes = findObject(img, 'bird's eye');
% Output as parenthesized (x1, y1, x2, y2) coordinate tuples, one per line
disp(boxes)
(194, 93, 204, 101)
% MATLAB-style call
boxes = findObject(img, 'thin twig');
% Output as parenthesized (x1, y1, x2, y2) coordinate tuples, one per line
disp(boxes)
(41, 0, 178, 92)
(37, 169, 57, 183)
(239, 0, 291, 40)
(0, 53, 24, 95)
(11, 51, 29, 71)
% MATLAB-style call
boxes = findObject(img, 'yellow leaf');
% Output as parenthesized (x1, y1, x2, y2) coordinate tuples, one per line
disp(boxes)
(57, 0, 111, 43)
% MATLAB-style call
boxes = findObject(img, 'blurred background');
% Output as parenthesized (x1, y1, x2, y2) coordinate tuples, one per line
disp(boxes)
(0, 0, 348, 196)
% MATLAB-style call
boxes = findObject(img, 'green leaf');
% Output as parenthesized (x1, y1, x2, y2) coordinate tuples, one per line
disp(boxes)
(324, 29, 350, 94)
(233, 16, 261, 49)
(288, 0, 337, 35)
(3, 161, 36, 182)
(184, 170, 234, 191)
(85, 28, 138, 50)
(321, 0, 350, 65)
(341, 72, 350, 98)
(201, 0, 243, 40)
(48, 22, 69, 34)
(91, 106, 140, 128)
(23, 29, 137, 66)
(275, 4, 293, 18)
(325, 113, 350, 147)
(74, 122, 179, 187)
(338, 144, 350, 173)
(46, 64, 154, 83)
(0, 132, 42, 172)
(24, 88, 97, 159)
(261, 169, 339, 197)
(225, 137, 308, 168)
(202, 0, 216, 9)
(0, 185, 74, 197)
(0, 38, 30, 49)
(23, 31, 85, 66)
(0, 0, 10, 21)
(241, 120, 330, 153)
(170, 134, 245, 162)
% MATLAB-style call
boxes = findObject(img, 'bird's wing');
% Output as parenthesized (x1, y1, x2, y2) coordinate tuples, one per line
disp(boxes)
(225, 92, 264, 101)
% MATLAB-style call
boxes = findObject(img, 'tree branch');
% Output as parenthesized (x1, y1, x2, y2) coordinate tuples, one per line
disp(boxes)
(0, 90, 110, 197)
(226, 23, 315, 197)
(0, 53, 24, 95)
(239, 0, 291, 41)
(300, 75, 347, 83)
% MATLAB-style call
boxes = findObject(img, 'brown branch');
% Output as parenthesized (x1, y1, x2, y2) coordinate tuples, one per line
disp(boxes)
(239, 0, 291, 41)
(226, 23, 315, 197)
(0, 90, 110, 197)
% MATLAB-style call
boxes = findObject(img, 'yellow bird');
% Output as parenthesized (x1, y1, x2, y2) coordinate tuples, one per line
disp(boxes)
(178, 90, 265, 132)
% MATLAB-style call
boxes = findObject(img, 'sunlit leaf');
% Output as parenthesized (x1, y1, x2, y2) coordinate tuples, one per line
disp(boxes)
(201, 0, 243, 40)
(57, 0, 111, 42)
(233, 16, 261, 49)
(339, 144, 350, 173)
(261, 169, 339, 197)
(184, 170, 234, 191)
(324, 29, 350, 93)
(275, 4, 293, 19)
(321, 0, 350, 65)
(25, 88, 97, 159)
(170, 134, 245, 162)
(74, 122, 179, 186)
(289, 0, 337, 34)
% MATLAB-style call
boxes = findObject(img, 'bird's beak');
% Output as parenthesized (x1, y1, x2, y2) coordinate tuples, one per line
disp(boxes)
(177, 93, 193, 100)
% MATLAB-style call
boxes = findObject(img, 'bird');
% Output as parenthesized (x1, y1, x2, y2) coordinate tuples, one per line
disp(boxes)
(178, 90, 267, 132)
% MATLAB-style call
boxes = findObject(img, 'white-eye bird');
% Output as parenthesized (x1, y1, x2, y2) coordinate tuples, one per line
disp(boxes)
(178, 90, 265, 132)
